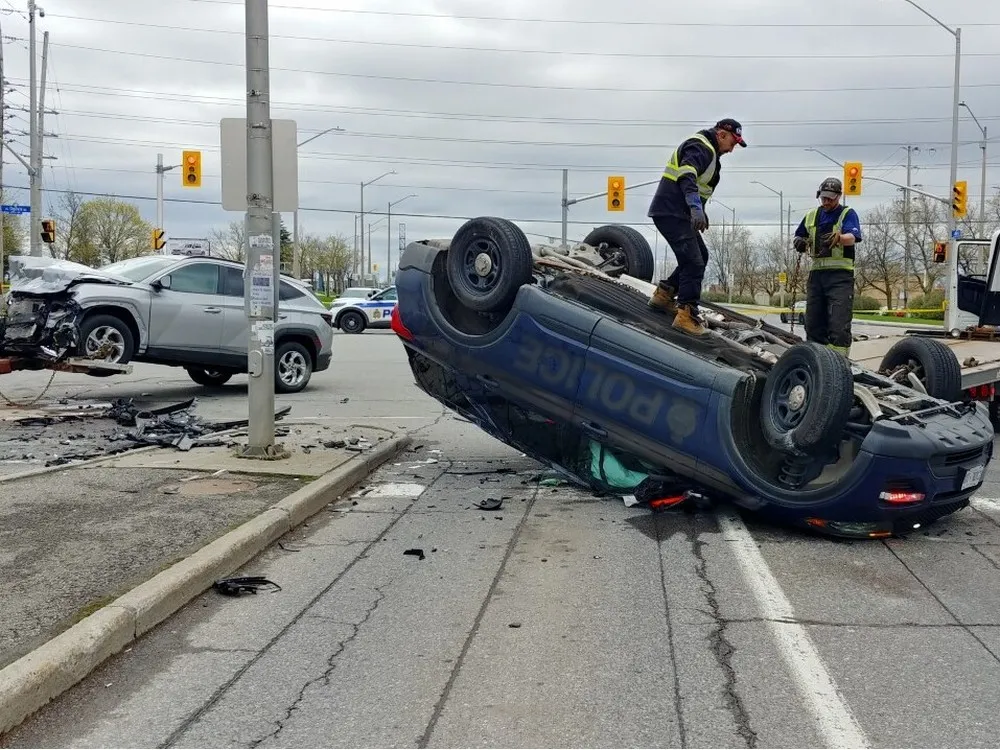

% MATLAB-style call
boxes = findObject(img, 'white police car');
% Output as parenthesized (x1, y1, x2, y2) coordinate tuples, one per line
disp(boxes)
(330, 286, 397, 334)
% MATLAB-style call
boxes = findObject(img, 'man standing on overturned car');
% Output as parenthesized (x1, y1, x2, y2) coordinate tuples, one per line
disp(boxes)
(792, 177, 863, 357)
(647, 118, 747, 336)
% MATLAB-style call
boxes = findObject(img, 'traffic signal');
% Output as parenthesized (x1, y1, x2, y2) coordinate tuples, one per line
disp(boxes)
(607, 175, 625, 212)
(182, 150, 202, 187)
(40, 219, 55, 244)
(843, 162, 863, 195)
(952, 180, 968, 218)
(152, 228, 165, 250)
(933, 241, 947, 263)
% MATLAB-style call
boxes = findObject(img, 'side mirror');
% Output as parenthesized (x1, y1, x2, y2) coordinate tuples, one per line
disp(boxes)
(153, 275, 171, 290)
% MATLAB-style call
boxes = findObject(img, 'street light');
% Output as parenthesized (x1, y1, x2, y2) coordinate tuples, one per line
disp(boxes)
(751, 180, 784, 248)
(360, 170, 396, 280)
(893, 0, 961, 332)
(387, 194, 417, 284)
(713, 200, 738, 302)
(292, 125, 344, 279)
(959, 101, 988, 236)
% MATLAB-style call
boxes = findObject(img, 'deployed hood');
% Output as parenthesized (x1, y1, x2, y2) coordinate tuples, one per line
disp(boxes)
(6, 256, 130, 295)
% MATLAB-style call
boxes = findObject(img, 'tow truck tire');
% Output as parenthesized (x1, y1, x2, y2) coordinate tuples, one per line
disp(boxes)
(760, 342, 854, 455)
(879, 337, 962, 402)
(447, 217, 534, 313)
(582, 225, 656, 282)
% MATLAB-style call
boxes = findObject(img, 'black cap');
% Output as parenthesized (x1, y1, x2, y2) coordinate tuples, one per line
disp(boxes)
(715, 118, 747, 147)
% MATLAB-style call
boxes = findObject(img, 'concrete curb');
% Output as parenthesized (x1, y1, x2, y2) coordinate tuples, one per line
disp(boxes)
(0, 432, 411, 736)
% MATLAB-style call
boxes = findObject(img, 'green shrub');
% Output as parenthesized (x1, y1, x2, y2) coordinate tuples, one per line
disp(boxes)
(853, 295, 881, 311)
(908, 290, 945, 319)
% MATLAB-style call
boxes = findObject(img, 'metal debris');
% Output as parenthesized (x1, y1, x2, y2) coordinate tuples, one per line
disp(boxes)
(213, 576, 282, 597)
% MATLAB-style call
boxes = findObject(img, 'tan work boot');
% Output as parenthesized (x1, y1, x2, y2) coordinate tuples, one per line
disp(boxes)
(648, 285, 677, 314)
(672, 304, 708, 336)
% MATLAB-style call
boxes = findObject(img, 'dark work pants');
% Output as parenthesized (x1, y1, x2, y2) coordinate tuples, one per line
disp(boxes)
(652, 215, 708, 306)
(805, 269, 854, 353)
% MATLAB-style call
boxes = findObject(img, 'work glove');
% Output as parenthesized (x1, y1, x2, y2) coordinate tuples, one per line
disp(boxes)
(793, 236, 809, 254)
(688, 200, 708, 232)
(821, 231, 841, 249)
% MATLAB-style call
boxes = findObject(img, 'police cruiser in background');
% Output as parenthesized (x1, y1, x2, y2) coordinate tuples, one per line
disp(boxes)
(330, 286, 398, 334)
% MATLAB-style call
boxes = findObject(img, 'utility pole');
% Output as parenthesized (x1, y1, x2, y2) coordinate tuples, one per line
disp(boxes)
(240, 0, 285, 459)
(561, 168, 569, 247)
(359, 170, 395, 279)
(959, 102, 988, 240)
(291, 125, 343, 280)
(36, 29, 47, 251)
(0, 19, 6, 291)
(387, 194, 416, 286)
(28, 0, 40, 255)
(903, 146, 913, 311)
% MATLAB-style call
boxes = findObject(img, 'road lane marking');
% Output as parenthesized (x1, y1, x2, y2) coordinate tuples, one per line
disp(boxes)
(716, 509, 870, 749)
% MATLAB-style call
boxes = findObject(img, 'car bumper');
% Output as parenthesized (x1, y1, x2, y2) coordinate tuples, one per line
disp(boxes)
(316, 350, 332, 372)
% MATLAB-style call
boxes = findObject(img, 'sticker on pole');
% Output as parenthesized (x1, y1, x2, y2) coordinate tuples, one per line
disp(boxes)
(253, 320, 275, 354)
(249, 233, 274, 249)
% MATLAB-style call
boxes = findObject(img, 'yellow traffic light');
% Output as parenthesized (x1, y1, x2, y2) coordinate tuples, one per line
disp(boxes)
(182, 150, 202, 187)
(843, 162, 863, 195)
(40, 218, 55, 244)
(952, 180, 968, 218)
(607, 175, 625, 212)
(152, 228, 165, 250)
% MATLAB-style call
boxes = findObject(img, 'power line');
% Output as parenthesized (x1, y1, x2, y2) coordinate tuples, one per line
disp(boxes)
(34, 14, 1000, 60)
(9, 182, 981, 229)
(6, 77, 997, 131)
(171, 0, 1000, 28)
(10, 40, 1000, 95)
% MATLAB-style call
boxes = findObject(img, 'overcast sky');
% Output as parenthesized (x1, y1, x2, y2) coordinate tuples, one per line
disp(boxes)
(1, 0, 998, 271)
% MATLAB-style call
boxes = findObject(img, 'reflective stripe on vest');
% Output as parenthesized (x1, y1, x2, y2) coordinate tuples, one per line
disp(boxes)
(662, 133, 718, 200)
(805, 206, 854, 271)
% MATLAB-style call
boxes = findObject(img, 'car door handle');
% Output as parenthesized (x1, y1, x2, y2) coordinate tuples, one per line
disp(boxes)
(581, 421, 607, 437)
(202, 307, 222, 313)
(278, 314, 288, 320)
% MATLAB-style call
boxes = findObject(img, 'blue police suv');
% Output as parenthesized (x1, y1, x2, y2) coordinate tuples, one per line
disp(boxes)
(389, 217, 994, 538)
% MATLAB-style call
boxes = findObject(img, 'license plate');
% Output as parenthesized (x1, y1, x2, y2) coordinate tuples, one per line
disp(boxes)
(962, 463, 986, 490)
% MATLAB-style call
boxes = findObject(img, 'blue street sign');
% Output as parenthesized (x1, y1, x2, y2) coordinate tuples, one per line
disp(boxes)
(1, 204, 30, 215)
(951, 229, 962, 239)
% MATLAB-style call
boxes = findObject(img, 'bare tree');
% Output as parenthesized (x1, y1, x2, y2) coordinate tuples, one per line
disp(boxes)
(50, 190, 90, 262)
(856, 204, 904, 307)
(208, 220, 247, 262)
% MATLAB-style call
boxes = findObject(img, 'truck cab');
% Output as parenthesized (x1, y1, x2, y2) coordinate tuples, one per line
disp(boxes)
(953, 231, 1000, 329)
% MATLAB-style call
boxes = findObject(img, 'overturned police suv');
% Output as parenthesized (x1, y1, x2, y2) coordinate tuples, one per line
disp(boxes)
(389, 217, 994, 538)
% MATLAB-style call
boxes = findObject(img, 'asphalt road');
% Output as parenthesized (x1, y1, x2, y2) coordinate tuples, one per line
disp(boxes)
(3, 331, 1000, 748)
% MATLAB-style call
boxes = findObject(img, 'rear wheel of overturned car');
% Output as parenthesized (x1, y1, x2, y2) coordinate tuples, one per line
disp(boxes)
(275, 340, 313, 394)
(760, 342, 854, 455)
(878, 336, 962, 402)
(185, 367, 234, 387)
(581, 225, 656, 282)
(446, 216, 534, 313)
(78, 313, 135, 365)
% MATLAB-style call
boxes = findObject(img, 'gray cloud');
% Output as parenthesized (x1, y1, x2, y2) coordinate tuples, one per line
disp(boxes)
(1, 0, 997, 273)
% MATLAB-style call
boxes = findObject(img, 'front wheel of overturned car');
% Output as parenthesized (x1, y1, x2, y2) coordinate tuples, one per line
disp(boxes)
(78, 313, 135, 365)
(760, 342, 854, 455)
(446, 216, 534, 313)
(582, 225, 655, 282)
(878, 336, 962, 402)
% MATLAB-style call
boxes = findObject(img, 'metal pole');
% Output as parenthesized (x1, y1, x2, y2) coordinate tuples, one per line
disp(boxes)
(28, 1, 39, 255)
(156, 152, 164, 233)
(980, 125, 987, 237)
(904, 146, 912, 310)
(240, 0, 284, 458)
(36, 30, 47, 252)
(561, 168, 568, 247)
(352, 213, 357, 281)
(945, 28, 962, 332)
(292, 208, 299, 278)
(359, 181, 364, 277)
(0, 20, 6, 288)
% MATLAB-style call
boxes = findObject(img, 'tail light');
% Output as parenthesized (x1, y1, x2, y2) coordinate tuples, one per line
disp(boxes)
(320, 313, 334, 327)
(390, 305, 412, 340)
(967, 384, 995, 401)
(879, 490, 925, 505)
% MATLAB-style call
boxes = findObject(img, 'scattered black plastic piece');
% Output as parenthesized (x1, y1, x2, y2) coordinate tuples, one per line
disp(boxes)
(403, 548, 426, 560)
(213, 576, 282, 597)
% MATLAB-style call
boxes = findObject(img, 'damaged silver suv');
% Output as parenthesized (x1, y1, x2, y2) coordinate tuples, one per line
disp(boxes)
(0, 255, 334, 393)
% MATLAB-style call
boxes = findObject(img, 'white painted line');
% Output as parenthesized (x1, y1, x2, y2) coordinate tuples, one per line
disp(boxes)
(355, 482, 427, 498)
(715, 510, 870, 749)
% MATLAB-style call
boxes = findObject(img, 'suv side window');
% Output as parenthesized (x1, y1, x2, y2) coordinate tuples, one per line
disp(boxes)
(374, 287, 397, 301)
(167, 263, 219, 294)
(221, 266, 244, 297)
(279, 281, 305, 301)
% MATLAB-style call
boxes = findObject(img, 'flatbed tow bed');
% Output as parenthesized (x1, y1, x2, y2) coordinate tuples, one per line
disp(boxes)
(0, 355, 133, 377)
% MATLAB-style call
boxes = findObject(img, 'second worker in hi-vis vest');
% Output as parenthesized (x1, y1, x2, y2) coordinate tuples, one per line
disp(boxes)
(792, 177, 864, 357)
(647, 118, 747, 336)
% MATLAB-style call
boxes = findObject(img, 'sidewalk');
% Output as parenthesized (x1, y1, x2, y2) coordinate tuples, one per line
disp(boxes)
(0, 420, 410, 735)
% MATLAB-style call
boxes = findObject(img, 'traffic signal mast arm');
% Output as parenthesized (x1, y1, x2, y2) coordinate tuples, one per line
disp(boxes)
(563, 177, 661, 208)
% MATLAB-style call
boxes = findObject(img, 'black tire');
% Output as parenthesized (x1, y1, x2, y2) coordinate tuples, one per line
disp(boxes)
(185, 367, 234, 387)
(798, 313, 806, 325)
(582, 224, 655, 282)
(77, 313, 135, 365)
(760, 342, 854, 455)
(339, 310, 366, 334)
(780, 314, 788, 324)
(879, 337, 962, 402)
(446, 216, 534, 313)
(275, 340, 313, 394)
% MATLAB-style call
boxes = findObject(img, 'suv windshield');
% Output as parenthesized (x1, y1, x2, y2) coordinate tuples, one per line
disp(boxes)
(102, 256, 178, 282)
